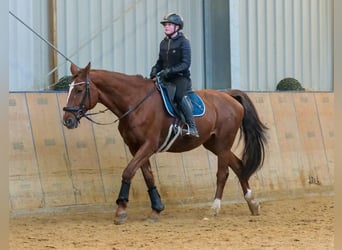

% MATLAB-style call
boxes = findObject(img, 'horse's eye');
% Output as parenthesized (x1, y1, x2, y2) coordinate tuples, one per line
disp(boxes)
(76, 89, 83, 94)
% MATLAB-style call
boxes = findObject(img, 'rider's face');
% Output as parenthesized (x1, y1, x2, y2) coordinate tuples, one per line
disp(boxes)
(163, 23, 178, 36)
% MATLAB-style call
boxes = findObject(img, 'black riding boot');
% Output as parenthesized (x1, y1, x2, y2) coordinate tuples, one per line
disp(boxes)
(180, 96, 199, 137)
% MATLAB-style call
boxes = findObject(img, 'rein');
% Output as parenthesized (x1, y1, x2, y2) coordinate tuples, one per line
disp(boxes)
(83, 84, 157, 125)
(111, 84, 157, 123)
(63, 76, 157, 125)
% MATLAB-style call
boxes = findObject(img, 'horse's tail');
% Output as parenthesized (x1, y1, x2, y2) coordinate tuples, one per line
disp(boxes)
(227, 89, 268, 180)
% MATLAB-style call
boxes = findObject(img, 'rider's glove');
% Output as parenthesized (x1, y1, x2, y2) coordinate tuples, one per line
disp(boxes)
(149, 67, 158, 79)
(158, 68, 172, 80)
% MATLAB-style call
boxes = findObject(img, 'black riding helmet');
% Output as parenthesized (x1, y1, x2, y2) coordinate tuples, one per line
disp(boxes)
(160, 13, 184, 30)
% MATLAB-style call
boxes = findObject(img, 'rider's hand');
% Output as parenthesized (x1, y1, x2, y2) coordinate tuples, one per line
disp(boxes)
(158, 68, 171, 80)
(149, 67, 158, 79)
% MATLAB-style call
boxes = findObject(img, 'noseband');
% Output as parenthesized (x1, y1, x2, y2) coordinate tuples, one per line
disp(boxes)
(63, 75, 91, 124)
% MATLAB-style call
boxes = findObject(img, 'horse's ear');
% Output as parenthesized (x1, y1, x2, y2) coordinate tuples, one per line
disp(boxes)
(85, 62, 91, 74)
(70, 64, 78, 75)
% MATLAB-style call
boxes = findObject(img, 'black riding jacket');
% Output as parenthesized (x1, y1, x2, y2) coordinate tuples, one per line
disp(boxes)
(151, 32, 191, 79)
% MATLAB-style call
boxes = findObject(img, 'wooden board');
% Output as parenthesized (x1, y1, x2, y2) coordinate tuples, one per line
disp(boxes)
(26, 93, 75, 207)
(89, 103, 129, 203)
(181, 146, 215, 202)
(293, 93, 330, 187)
(9, 93, 43, 210)
(8, 92, 334, 213)
(269, 93, 305, 191)
(57, 93, 106, 205)
(314, 93, 334, 185)
(153, 152, 192, 201)
(248, 93, 288, 194)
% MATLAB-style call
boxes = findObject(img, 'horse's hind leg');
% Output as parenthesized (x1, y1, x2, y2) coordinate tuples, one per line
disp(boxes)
(229, 153, 260, 215)
(211, 153, 230, 216)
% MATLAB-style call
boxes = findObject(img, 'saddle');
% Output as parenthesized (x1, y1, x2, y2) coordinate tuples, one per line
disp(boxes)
(158, 81, 205, 118)
(156, 80, 205, 152)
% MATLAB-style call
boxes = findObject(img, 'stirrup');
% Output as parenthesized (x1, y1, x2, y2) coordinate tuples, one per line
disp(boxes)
(188, 128, 199, 137)
(184, 125, 199, 137)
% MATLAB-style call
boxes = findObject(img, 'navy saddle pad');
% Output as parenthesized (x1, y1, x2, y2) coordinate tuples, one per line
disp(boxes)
(159, 82, 205, 118)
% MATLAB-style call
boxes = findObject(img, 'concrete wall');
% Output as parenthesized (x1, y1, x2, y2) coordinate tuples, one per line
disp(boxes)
(9, 92, 334, 215)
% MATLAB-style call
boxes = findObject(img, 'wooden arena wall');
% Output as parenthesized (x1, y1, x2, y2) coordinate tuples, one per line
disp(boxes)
(9, 92, 334, 215)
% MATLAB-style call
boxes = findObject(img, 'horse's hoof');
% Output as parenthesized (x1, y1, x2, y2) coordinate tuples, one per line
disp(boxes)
(248, 201, 260, 216)
(210, 207, 219, 217)
(210, 198, 221, 216)
(114, 213, 128, 225)
(146, 212, 160, 223)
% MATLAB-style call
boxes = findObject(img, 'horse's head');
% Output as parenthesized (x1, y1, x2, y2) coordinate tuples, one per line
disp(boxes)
(63, 62, 98, 129)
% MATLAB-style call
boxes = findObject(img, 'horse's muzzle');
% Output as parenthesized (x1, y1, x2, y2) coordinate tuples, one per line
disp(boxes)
(63, 107, 83, 129)
(63, 117, 78, 129)
(63, 107, 80, 129)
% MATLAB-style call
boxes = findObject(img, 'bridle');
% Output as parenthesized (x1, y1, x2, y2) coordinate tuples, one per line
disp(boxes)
(63, 75, 93, 124)
(63, 75, 157, 125)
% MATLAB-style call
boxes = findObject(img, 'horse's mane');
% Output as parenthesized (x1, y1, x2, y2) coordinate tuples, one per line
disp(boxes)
(91, 69, 152, 85)
(131, 74, 148, 80)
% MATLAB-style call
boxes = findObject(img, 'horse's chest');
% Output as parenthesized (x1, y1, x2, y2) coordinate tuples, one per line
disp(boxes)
(118, 122, 145, 144)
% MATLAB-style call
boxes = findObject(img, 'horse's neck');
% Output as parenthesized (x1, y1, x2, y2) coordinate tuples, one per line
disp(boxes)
(92, 71, 152, 117)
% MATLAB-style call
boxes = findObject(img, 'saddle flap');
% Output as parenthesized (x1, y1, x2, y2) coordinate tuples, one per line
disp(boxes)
(158, 82, 205, 118)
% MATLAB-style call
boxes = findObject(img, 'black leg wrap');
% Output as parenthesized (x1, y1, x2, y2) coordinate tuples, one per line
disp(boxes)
(148, 187, 165, 212)
(116, 180, 131, 205)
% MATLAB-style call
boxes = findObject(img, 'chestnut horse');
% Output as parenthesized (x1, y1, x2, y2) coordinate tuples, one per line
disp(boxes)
(62, 62, 267, 224)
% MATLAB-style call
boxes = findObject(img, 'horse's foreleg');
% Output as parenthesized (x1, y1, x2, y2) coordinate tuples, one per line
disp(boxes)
(114, 180, 130, 224)
(141, 161, 164, 222)
(114, 143, 155, 224)
(229, 153, 260, 216)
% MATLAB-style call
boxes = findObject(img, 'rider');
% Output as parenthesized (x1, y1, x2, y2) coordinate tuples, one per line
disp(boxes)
(150, 13, 199, 138)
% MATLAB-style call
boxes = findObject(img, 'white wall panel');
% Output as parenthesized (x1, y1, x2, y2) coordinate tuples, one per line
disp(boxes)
(9, 0, 51, 91)
(231, 0, 333, 91)
(9, 0, 332, 91)
(56, 0, 204, 90)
